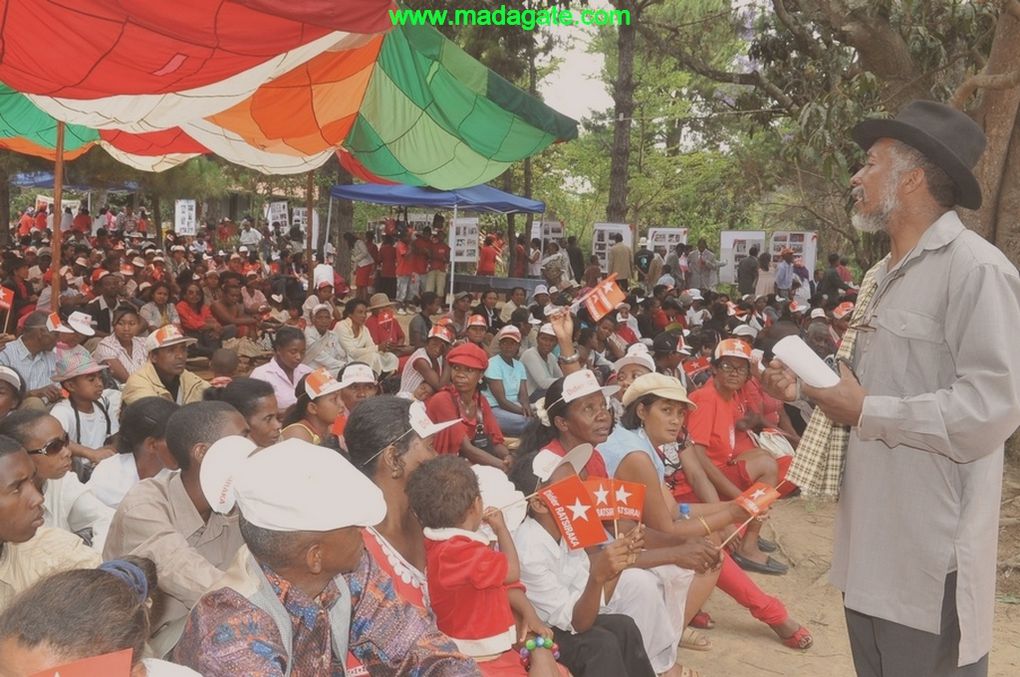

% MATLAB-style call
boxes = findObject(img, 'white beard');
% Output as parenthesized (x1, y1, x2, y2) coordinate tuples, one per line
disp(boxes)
(851, 184, 899, 234)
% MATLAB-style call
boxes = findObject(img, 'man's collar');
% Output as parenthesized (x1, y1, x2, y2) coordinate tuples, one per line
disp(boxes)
(422, 526, 490, 545)
(918, 210, 965, 253)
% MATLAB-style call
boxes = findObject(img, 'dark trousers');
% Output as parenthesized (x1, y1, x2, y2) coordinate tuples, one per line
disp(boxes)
(844, 572, 988, 677)
(552, 614, 655, 677)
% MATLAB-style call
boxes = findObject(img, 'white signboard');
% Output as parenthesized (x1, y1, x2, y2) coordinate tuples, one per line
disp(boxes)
(720, 230, 766, 285)
(264, 201, 288, 228)
(646, 227, 688, 253)
(174, 199, 197, 236)
(592, 222, 633, 273)
(451, 217, 480, 263)
(292, 208, 322, 251)
(769, 231, 818, 274)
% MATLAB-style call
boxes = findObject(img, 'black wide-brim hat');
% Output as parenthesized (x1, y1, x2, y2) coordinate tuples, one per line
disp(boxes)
(852, 100, 986, 209)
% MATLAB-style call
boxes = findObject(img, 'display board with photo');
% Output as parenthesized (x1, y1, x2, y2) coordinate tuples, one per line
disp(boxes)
(451, 217, 480, 262)
(769, 231, 818, 272)
(720, 230, 766, 285)
(647, 227, 688, 253)
(592, 222, 633, 273)
(174, 199, 197, 235)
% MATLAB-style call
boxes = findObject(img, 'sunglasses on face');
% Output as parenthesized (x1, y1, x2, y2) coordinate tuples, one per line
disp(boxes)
(26, 434, 69, 456)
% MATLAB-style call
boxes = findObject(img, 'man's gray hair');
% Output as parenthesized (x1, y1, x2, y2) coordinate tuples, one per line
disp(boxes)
(887, 140, 957, 209)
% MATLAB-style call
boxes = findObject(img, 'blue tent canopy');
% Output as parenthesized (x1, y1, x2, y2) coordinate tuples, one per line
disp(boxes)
(328, 183, 544, 214)
(11, 171, 139, 193)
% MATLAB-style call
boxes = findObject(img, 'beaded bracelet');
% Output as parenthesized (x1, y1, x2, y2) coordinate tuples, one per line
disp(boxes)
(518, 636, 561, 670)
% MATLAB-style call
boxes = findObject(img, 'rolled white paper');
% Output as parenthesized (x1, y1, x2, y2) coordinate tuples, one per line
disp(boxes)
(772, 335, 840, 388)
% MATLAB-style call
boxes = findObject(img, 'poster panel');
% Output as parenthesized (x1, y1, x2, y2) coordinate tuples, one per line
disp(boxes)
(174, 199, 197, 235)
(592, 223, 633, 273)
(720, 230, 766, 285)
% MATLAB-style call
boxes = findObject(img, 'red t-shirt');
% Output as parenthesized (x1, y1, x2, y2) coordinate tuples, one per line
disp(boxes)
(365, 313, 405, 346)
(72, 214, 91, 233)
(430, 241, 450, 272)
(542, 438, 610, 480)
(34, 212, 47, 231)
(18, 214, 33, 236)
(395, 241, 413, 277)
(424, 535, 515, 649)
(477, 246, 498, 276)
(379, 243, 397, 278)
(411, 236, 431, 275)
(687, 381, 741, 467)
(512, 244, 527, 277)
(425, 387, 504, 455)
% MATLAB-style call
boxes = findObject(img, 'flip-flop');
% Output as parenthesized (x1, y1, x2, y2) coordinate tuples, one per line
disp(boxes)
(678, 666, 704, 677)
(781, 625, 813, 650)
(689, 611, 715, 629)
(679, 627, 712, 651)
(730, 552, 788, 575)
(757, 537, 778, 552)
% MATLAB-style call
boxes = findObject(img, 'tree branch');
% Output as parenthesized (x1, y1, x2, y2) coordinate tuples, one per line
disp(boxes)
(951, 66, 1020, 108)
(771, 0, 823, 59)
(638, 22, 800, 115)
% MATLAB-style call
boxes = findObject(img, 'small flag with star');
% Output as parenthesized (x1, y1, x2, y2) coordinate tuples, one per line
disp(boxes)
(574, 273, 627, 322)
(611, 479, 645, 522)
(584, 478, 616, 521)
(735, 481, 781, 516)
(0, 286, 13, 311)
(29, 649, 133, 676)
(539, 475, 607, 550)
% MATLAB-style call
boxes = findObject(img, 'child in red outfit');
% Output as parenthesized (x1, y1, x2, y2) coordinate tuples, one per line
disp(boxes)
(407, 456, 563, 677)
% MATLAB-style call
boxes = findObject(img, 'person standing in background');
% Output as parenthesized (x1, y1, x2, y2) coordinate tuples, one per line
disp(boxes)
(607, 233, 633, 291)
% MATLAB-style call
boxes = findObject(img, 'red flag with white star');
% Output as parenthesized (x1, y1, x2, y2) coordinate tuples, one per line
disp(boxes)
(539, 475, 607, 550)
(584, 478, 616, 521)
(734, 481, 781, 516)
(576, 273, 626, 322)
(0, 286, 13, 311)
(611, 479, 645, 523)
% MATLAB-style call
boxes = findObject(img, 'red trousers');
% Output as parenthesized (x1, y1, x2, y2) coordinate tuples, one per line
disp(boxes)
(716, 551, 788, 626)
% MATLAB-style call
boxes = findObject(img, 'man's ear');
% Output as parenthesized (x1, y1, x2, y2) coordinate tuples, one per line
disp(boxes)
(192, 443, 210, 467)
(306, 541, 323, 575)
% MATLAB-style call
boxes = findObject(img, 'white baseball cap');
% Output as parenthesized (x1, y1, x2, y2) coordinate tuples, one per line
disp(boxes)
(558, 369, 619, 404)
(203, 437, 386, 531)
(304, 367, 344, 400)
(731, 324, 758, 339)
(809, 308, 827, 320)
(338, 363, 376, 389)
(46, 313, 74, 334)
(532, 443, 594, 482)
(66, 311, 96, 336)
(612, 343, 655, 373)
(533, 285, 549, 297)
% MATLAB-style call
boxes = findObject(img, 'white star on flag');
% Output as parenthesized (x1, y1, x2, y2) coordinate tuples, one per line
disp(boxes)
(568, 498, 591, 522)
(614, 484, 632, 505)
(750, 488, 767, 501)
(592, 484, 609, 505)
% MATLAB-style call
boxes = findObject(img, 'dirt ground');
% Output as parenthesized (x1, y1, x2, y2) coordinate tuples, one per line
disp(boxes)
(679, 465, 1020, 677)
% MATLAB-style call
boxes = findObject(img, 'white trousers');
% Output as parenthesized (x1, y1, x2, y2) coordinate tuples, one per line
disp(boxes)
(602, 565, 693, 673)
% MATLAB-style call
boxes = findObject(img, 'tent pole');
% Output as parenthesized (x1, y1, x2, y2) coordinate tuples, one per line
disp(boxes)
(325, 196, 333, 257)
(305, 171, 315, 266)
(448, 204, 457, 307)
(51, 122, 66, 302)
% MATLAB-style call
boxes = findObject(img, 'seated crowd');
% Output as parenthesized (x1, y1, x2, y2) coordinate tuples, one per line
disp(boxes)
(0, 220, 859, 676)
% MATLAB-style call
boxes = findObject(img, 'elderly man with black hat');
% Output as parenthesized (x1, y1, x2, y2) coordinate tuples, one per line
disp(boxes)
(764, 101, 1020, 676)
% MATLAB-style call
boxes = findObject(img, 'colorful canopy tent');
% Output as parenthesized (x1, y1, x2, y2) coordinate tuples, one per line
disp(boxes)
(0, 1, 577, 188)
(326, 182, 545, 300)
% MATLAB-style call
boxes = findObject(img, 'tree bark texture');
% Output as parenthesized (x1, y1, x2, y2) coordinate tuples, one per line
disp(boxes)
(607, 18, 636, 223)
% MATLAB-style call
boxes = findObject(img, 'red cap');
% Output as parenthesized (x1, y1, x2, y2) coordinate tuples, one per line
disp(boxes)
(446, 343, 489, 371)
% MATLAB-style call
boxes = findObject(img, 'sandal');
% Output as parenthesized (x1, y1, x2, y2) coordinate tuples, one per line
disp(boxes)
(678, 667, 703, 677)
(781, 625, 813, 650)
(679, 627, 712, 651)
(689, 610, 715, 629)
(730, 552, 789, 575)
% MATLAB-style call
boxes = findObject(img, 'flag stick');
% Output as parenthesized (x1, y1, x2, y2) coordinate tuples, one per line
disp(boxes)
(2, 307, 10, 335)
(716, 478, 790, 551)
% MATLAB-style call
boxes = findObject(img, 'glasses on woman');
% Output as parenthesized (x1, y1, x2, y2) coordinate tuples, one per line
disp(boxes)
(26, 434, 69, 456)
(717, 363, 750, 375)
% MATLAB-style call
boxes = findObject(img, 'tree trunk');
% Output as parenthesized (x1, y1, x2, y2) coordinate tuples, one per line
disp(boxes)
(335, 166, 354, 280)
(151, 194, 162, 248)
(607, 17, 636, 223)
(966, 9, 1020, 251)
